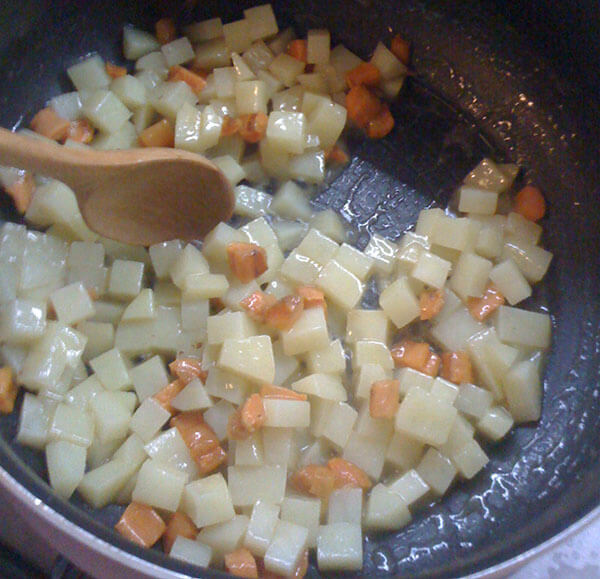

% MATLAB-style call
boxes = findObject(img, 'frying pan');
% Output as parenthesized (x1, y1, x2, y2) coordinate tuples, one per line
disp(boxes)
(0, 0, 599, 577)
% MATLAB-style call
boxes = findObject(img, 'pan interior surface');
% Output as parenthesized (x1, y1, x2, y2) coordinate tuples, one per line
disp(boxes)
(0, 0, 598, 577)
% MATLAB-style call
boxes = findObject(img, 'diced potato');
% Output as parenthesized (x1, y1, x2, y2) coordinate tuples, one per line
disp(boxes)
(198, 515, 250, 564)
(305, 339, 346, 375)
(489, 259, 532, 305)
(317, 523, 362, 571)
(130, 397, 171, 442)
(50, 282, 95, 325)
(450, 252, 493, 300)
(77, 456, 140, 508)
(68, 55, 111, 92)
(271, 181, 312, 222)
(363, 484, 411, 531)
(454, 383, 494, 419)
(244, 500, 280, 556)
(292, 373, 347, 401)
(380, 276, 420, 329)
(502, 360, 542, 422)
(218, 335, 275, 383)
(501, 240, 553, 283)
(235, 432, 265, 466)
(132, 458, 187, 512)
(353, 340, 393, 370)
(334, 244, 373, 281)
(370, 41, 407, 80)
(430, 377, 460, 405)
(477, 406, 514, 441)
(227, 465, 287, 507)
(49, 402, 94, 448)
(121, 288, 155, 322)
(328, 488, 362, 525)
(45, 440, 87, 499)
(316, 260, 363, 310)
(431, 307, 484, 351)
(107, 259, 144, 301)
(263, 427, 296, 467)
(0, 298, 46, 344)
(223, 19, 253, 53)
(175, 102, 223, 153)
(506, 212, 542, 245)
(182, 473, 236, 527)
(144, 427, 199, 480)
(150, 81, 197, 121)
(452, 439, 489, 479)
(385, 433, 425, 471)
(129, 355, 169, 401)
(264, 399, 310, 428)
(272, 340, 300, 385)
(89, 348, 131, 391)
(289, 150, 326, 184)
(82, 90, 131, 133)
(207, 311, 255, 344)
(281, 307, 329, 356)
(123, 26, 160, 60)
(161, 37, 195, 67)
(268, 53, 305, 87)
(183, 18, 223, 43)
(345, 309, 389, 344)
(437, 414, 474, 458)
(235, 80, 269, 114)
(204, 400, 236, 441)
(265, 520, 309, 576)
(364, 234, 398, 275)
(16, 393, 55, 449)
(280, 496, 321, 548)
(212, 155, 247, 186)
(313, 401, 357, 448)
(246, 42, 276, 75)
(244, 4, 278, 40)
(458, 186, 498, 215)
(354, 363, 389, 399)
(494, 305, 551, 348)
(202, 222, 246, 266)
(411, 251, 451, 290)
(194, 38, 232, 70)
(266, 112, 306, 154)
(89, 390, 132, 444)
(395, 387, 457, 446)
(268, 27, 296, 55)
(234, 185, 272, 218)
(416, 448, 456, 495)
(170, 536, 212, 567)
(342, 431, 386, 479)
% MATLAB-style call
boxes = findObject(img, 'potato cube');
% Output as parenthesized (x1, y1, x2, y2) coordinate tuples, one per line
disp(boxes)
(144, 427, 199, 480)
(263, 399, 310, 428)
(430, 377, 460, 405)
(129, 355, 169, 401)
(219, 335, 275, 383)
(244, 500, 280, 556)
(502, 360, 542, 422)
(370, 41, 407, 79)
(175, 102, 223, 153)
(198, 515, 250, 564)
(132, 458, 187, 512)
(271, 181, 313, 221)
(364, 484, 411, 531)
(265, 520, 309, 576)
(416, 448, 456, 495)
(450, 252, 493, 300)
(65, 374, 103, 410)
(82, 90, 131, 133)
(473, 215, 506, 259)
(205, 367, 250, 405)
(235, 185, 272, 218)
(411, 251, 452, 290)
(46, 440, 87, 499)
(171, 378, 212, 412)
(130, 397, 171, 442)
(49, 403, 94, 448)
(506, 211, 542, 245)
(334, 244, 374, 281)
(292, 373, 347, 401)
(395, 387, 457, 445)
(385, 432, 425, 471)
(263, 427, 296, 467)
(203, 222, 246, 266)
(77, 457, 140, 508)
(235, 433, 265, 466)
(121, 288, 155, 322)
(48, 282, 95, 325)
(388, 469, 430, 505)
(281, 307, 329, 356)
(204, 400, 236, 441)
(328, 488, 362, 525)
(342, 431, 386, 479)
(345, 309, 389, 344)
(149, 240, 183, 279)
(353, 340, 393, 370)
(430, 216, 473, 252)
(182, 473, 235, 527)
(244, 4, 278, 40)
(207, 311, 255, 344)
(89, 348, 131, 391)
(318, 402, 357, 448)
(212, 155, 247, 186)
(68, 55, 111, 91)
(364, 234, 398, 275)
(193, 38, 231, 70)
(455, 383, 494, 419)
(431, 307, 484, 351)
(437, 414, 474, 458)
(183, 17, 223, 43)
(268, 53, 305, 87)
(110, 74, 147, 110)
(227, 465, 287, 507)
(135, 51, 168, 76)
(477, 406, 514, 441)
(89, 390, 132, 444)
(170, 536, 212, 567)
(489, 259, 532, 305)
(296, 228, 338, 265)
(354, 363, 389, 399)
(0, 299, 46, 344)
(108, 259, 145, 301)
(150, 81, 197, 121)
(458, 186, 498, 215)
(266, 112, 306, 154)
(307, 29, 330, 64)
(316, 260, 364, 311)
(307, 100, 346, 150)
(317, 523, 362, 571)
(501, 240, 552, 283)
(223, 19, 253, 53)
(305, 339, 346, 375)
(281, 496, 321, 548)
(453, 439, 489, 479)
(494, 305, 551, 349)
(161, 37, 195, 67)
(380, 276, 420, 329)
(235, 80, 269, 114)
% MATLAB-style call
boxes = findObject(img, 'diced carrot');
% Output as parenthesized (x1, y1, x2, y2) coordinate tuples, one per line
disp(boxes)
(346, 62, 381, 88)
(391, 339, 431, 371)
(241, 291, 278, 322)
(287, 39, 307, 62)
(115, 502, 166, 548)
(369, 379, 400, 419)
(30, 107, 70, 141)
(293, 549, 309, 579)
(290, 464, 335, 499)
(345, 85, 382, 129)
(325, 145, 350, 165)
(221, 115, 242, 137)
(153, 379, 186, 414)
(467, 283, 506, 321)
(171, 410, 227, 474)
(440, 351, 474, 384)
(259, 384, 307, 401)
(0, 366, 18, 414)
(156, 17, 177, 45)
(105, 62, 127, 78)
(366, 103, 395, 139)
(66, 119, 95, 144)
(4, 171, 35, 214)
(264, 295, 304, 331)
(327, 457, 372, 490)
(238, 112, 269, 144)
(422, 352, 441, 377)
(139, 118, 175, 148)
(169, 357, 207, 385)
(390, 34, 411, 65)
(224, 547, 259, 578)
(240, 393, 266, 433)
(162, 512, 198, 554)
(227, 242, 268, 283)
(420, 288, 445, 321)
(227, 408, 251, 441)
(514, 185, 546, 222)
(168, 65, 207, 94)
(296, 286, 327, 313)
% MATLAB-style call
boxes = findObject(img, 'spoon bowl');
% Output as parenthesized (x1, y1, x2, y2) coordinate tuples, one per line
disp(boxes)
(0, 127, 234, 245)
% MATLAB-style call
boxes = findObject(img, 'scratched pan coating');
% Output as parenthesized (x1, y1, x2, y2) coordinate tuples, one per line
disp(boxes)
(0, 0, 599, 577)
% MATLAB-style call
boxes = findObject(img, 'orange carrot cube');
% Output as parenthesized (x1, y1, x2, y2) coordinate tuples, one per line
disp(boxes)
(66, 119, 95, 144)
(345, 85, 382, 129)
(419, 288, 445, 321)
(0, 366, 18, 414)
(240, 291, 277, 322)
(366, 104, 395, 139)
(241, 393, 266, 433)
(115, 502, 166, 548)
(168, 65, 207, 94)
(390, 34, 411, 65)
(155, 17, 177, 45)
(259, 384, 307, 401)
(162, 512, 198, 554)
(440, 351, 474, 384)
(264, 295, 304, 331)
(153, 379, 186, 414)
(168, 357, 207, 385)
(369, 379, 400, 419)
(106, 62, 127, 78)
(238, 113, 269, 143)
(346, 62, 381, 88)
(286, 39, 307, 62)
(224, 547, 259, 578)
(422, 352, 441, 377)
(227, 242, 268, 283)
(290, 465, 335, 499)
(391, 339, 431, 370)
(139, 118, 175, 148)
(30, 107, 70, 141)
(327, 457, 372, 490)
(467, 284, 506, 321)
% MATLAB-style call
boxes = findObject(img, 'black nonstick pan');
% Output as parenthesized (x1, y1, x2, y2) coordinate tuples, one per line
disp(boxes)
(0, 0, 598, 577)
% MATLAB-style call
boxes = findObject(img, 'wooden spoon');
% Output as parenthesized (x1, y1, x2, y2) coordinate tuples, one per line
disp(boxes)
(0, 127, 234, 246)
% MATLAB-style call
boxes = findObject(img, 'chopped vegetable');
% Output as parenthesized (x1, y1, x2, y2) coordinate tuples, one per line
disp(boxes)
(297, 286, 327, 313)
(105, 62, 127, 78)
(238, 112, 269, 143)
(169, 357, 208, 385)
(467, 283, 506, 321)
(369, 379, 400, 419)
(325, 145, 350, 164)
(0, 367, 18, 414)
(115, 502, 166, 548)
(422, 352, 441, 377)
(240, 393, 266, 433)
(3, 171, 35, 214)
(391, 339, 431, 372)
(291, 465, 335, 499)
(224, 547, 259, 578)
(419, 288, 445, 320)
(346, 62, 381, 88)
(259, 384, 308, 401)
(168, 65, 207, 94)
(221, 116, 242, 136)
(227, 242, 268, 283)
(162, 512, 198, 554)
(514, 185, 546, 222)
(30, 107, 70, 141)
(440, 351, 474, 384)
(241, 291, 278, 322)
(286, 39, 308, 62)
(366, 103, 394, 139)
(227, 408, 252, 441)
(390, 34, 411, 65)
(153, 379, 186, 414)
(264, 295, 304, 330)
(345, 85, 381, 129)
(139, 118, 175, 148)
(155, 17, 177, 45)
(327, 458, 372, 490)
(66, 119, 95, 144)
